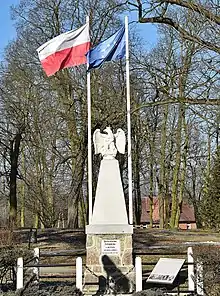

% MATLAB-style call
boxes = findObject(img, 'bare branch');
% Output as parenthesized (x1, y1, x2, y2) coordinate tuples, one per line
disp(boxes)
(139, 16, 220, 53)
(135, 0, 220, 53)
(160, 0, 220, 25)
(132, 97, 220, 114)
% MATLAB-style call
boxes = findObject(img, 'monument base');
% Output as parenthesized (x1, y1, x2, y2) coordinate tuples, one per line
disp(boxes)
(84, 232, 134, 295)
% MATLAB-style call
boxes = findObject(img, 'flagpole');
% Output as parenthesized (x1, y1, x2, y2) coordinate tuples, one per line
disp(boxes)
(125, 16, 133, 225)
(86, 16, 93, 225)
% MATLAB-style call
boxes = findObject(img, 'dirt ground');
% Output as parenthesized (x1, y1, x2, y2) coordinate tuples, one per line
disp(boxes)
(30, 227, 220, 251)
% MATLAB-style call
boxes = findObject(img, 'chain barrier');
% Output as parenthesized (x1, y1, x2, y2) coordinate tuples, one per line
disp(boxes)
(114, 266, 135, 285)
(84, 265, 135, 294)
(83, 265, 99, 289)
(85, 265, 100, 278)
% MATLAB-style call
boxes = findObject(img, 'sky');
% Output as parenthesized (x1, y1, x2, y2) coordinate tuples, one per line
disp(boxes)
(0, 0, 20, 60)
(0, 0, 158, 61)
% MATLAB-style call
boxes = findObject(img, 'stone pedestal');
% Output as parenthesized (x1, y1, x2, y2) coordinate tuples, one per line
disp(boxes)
(84, 159, 134, 294)
(84, 232, 134, 294)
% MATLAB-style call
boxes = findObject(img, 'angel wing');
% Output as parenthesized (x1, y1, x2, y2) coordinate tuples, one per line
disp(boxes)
(114, 128, 126, 154)
(93, 129, 104, 154)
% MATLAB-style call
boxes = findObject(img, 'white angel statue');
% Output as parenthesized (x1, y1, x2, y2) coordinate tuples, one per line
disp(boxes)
(93, 127, 126, 159)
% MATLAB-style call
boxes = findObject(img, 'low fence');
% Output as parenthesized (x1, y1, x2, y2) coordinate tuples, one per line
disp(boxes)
(15, 246, 204, 295)
(16, 248, 84, 290)
(134, 247, 203, 295)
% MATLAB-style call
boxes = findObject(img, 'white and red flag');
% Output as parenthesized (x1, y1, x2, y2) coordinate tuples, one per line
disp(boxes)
(37, 23, 90, 76)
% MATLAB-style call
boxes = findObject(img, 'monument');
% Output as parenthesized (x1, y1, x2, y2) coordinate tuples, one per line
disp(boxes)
(84, 127, 134, 294)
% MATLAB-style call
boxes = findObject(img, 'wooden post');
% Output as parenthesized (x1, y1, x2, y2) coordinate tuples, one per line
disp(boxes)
(187, 247, 195, 291)
(135, 256, 142, 292)
(33, 247, 40, 281)
(16, 257, 23, 290)
(76, 257, 83, 291)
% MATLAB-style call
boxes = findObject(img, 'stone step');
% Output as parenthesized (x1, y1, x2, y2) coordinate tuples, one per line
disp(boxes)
(83, 293, 133, 296)
(83, 283, 135, 296)
(83, 286, 99, 296)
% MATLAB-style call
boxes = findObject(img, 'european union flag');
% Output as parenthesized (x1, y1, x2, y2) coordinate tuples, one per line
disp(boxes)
(86, 26, 125, 71)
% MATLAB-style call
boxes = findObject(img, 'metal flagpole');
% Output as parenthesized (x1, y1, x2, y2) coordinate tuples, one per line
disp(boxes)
(86, 16, 93, 225)
(125, 16, 133, 225)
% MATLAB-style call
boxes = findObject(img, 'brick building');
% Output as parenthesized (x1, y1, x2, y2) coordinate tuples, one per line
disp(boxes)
(141, 197, 197, 229)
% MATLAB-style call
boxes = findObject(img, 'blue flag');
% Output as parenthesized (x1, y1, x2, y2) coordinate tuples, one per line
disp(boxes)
(86, 26, 125, 71)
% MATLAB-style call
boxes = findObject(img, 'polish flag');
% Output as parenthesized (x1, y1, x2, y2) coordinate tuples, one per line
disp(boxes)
(37, 23, 90, 76)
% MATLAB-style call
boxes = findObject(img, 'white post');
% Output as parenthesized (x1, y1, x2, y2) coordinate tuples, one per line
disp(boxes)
(135, 256, 142, 292)
(16, 257, 23, 290)
(196, 261, 204, 295)
(187, 247, 195, 291)
(57, 213, 60, 228)
(33, 247, 40, 281)
(125, 16, 133, 225)
(86, 15, 93, 225)
(76, 257, 83, 291)
(62, 212, 65, 228)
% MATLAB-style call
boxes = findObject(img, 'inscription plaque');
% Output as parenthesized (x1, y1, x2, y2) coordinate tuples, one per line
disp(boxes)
(146, 258, 185, 284)
(101, 240, 120, 255)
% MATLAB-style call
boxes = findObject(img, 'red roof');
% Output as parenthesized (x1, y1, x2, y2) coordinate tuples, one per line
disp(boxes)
(141, 197, 196, 224)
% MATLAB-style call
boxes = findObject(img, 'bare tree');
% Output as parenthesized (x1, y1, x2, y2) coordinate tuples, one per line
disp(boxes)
(131, 0, 220, 53)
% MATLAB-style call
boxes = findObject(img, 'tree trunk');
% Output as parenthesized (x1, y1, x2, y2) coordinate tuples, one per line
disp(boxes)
(9, 132, 22, 228)
(149, 156, 154, 228)
(68, 133, 87, 228)
(170, 103, 184, 228)
(55, 76, 83, 228)
(158, 104, 169, 228)
(175, 115, 187, 228)
(133, 121, 142, 225)
(169, 41, 194, 228)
